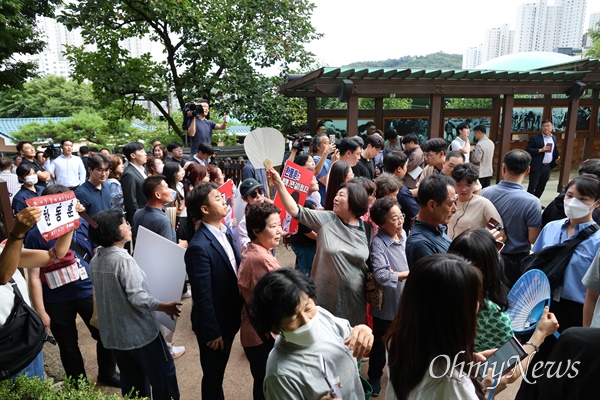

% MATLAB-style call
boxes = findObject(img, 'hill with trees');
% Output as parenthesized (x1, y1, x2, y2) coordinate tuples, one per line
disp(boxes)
(343, 51, 462, 70)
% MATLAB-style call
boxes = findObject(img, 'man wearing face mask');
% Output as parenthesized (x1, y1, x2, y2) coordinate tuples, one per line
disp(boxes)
(517, 173, 600, 400)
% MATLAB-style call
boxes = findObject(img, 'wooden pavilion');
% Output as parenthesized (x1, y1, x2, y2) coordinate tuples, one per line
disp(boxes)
(279, 58, 600, 191)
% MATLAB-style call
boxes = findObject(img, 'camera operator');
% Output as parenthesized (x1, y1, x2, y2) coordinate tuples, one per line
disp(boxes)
(284, 123, 312, 165)
(185, 99, 227, 156)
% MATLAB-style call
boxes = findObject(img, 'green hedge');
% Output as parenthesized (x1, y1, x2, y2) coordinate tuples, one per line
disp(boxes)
(0, 375, 145, 399)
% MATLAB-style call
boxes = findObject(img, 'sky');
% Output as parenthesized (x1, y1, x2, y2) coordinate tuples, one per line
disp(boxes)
(305, 0, 597, 67)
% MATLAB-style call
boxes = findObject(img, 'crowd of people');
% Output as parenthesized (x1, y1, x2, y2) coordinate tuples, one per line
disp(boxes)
(0, 116, 599, 400)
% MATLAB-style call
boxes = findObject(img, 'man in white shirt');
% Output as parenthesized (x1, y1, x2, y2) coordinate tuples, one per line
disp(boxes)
(46, 139, 86, 190)
(0, 157, 20, 205)
(451, 123, 471, 163)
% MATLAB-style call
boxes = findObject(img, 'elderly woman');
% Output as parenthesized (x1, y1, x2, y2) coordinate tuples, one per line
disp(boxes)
(238, 203, 283, 400)
(448, 163, 505, 240)
(250, 268, 373, 400)
(269, 167, 370, 326)
(367, 197, 409, 396)
(89, 210, 181, 399)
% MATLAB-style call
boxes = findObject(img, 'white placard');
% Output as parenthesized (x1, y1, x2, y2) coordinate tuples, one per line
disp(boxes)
(133, 226, 186, 331)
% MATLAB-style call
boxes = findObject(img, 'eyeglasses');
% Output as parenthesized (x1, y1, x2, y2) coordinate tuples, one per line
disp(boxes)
(424, 152, 438, 159)
(249, 187, 264, 199)
(94, 168, 110, 174)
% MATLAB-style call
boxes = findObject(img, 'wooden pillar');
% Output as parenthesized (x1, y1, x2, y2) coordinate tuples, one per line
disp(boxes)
(490, 96, 501, 142)
(307, 97, 317, 134)
(558, 98, 580, 192)
(584, 89, 600, 160)
(496, 94, 514, 184)
(429, 94, 443, 139)
(346, 95, 359, 137)
(0, 181, 14, 240)
(375, 98, 384, 131)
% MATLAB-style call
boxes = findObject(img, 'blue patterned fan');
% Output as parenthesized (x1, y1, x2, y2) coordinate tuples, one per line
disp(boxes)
(507, 269, 553, 335)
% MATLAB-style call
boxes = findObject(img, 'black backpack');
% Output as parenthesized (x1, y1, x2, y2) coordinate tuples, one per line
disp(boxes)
(521, 224, 599, 290)
(0, 278, 47, 379)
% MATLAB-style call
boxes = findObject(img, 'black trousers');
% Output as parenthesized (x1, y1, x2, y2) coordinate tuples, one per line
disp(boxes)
(479, 176, 492, 188)
(527, 164, 552, 198)
(114, 334, 179, 399)
(44, 295, 116, 379)
(368, 317, 392, 381)
(243, 342, 274, 400)
(196, 334, 236, 400)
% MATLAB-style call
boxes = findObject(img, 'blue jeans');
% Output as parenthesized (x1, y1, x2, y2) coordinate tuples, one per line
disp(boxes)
(291, 244, 316, 276)
(12, 351, 44, 380)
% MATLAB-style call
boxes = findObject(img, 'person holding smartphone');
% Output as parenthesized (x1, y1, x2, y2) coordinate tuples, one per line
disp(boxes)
(385, 253, 558, 400)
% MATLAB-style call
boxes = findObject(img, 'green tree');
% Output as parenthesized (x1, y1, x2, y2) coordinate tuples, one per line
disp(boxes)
(586, 21, 600, 58)
(0, 0, 61, 89)
(445, 98, 492, 109)
(0, 76, 100, 117)
(58, 0, 321, 140)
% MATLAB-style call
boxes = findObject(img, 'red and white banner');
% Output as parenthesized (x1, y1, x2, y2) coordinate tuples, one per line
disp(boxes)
(218, 179, 235, 228)
(273, 161, 314, 233)
(25, 191, 80, 242)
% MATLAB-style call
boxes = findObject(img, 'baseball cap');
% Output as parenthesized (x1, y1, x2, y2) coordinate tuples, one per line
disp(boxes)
(240, 178, 263, 196)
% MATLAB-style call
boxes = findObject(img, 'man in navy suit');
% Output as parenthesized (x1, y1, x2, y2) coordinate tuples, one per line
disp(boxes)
(185, 182, 243, 399)
(525, 119, 560, 198)
(120, 142, 148, 223)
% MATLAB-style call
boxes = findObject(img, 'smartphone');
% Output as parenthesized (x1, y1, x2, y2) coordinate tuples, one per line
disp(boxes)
(546, 143, 553, 153)
(487, 217, 502, 231)
(478, 336, 528, 379)
(319, 354, 343, 398)
(329, 134, 336, 144)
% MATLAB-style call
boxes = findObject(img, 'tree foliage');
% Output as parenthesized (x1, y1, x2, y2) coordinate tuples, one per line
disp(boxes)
(0, 76, 100, 118)
(445, 98, 492, 109)
(0, 0, 61, 89)
(343, 52, 463, 70)
(586, 21, 600, 58)
(58, 0, 321, 139)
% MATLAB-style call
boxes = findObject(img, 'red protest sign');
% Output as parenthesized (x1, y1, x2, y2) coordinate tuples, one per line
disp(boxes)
(273, 161, 314, 233)
(218, 179, 235, 228)
(25, 191, 80, 242)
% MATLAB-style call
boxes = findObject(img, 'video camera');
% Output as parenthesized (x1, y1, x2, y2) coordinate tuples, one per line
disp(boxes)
(44, 142, 61, 160)
(287, 133, 313, 152)
(183, 102, 205, 118)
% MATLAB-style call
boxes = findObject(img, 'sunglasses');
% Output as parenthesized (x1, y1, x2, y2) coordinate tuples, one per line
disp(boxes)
(249, 187, 264, 199)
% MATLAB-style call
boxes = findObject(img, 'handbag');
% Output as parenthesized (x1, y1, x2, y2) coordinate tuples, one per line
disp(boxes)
(521, 224, 599, 290)
(364, 222, 383, 310)
(0, 279, 47, 379)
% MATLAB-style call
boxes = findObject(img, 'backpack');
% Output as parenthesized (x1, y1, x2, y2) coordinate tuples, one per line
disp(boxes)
(521, 224, 599, 290)
(0, 279, 48, 379)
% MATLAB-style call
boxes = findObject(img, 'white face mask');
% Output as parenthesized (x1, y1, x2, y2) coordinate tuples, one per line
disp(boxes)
(564, 197, 595, 220)
(281, 311, 320, 347)
(156, 164, 164, 174)
(25, 175, 38, 185)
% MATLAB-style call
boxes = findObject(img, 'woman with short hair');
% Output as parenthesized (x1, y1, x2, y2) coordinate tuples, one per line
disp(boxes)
(12, 164, 42, 214)
(89, 210, 181, 399)
(250, 268, 373, 400)
(269, 167, 370, 326)
(238, 203, 283, 400)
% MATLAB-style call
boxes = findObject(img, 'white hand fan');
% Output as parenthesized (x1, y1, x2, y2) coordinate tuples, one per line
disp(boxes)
(244, 127, 286, 168)
(507, 269, 558, 337)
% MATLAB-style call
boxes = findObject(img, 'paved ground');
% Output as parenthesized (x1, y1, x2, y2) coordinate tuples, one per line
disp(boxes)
(42, 170, 568, 399)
